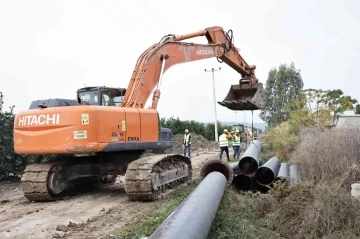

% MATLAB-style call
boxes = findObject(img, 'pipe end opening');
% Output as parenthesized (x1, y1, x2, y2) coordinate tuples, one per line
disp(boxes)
(200, 160, 233, 184)
(238, 157, 258, 176)
(255, 167, 275, 186)
(232, 174, 253, 191)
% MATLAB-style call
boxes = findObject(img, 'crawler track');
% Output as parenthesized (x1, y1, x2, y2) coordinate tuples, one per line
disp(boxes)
(21, 163, 58, 201)
(124, 154, 192, 201)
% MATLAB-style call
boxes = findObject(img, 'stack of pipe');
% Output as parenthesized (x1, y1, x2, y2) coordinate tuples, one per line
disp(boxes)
(230, 140, 301, 191)
(148, 160, 233, 239)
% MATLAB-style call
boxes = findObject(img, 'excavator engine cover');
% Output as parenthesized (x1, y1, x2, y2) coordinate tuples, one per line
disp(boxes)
(218, 81, 266, 111)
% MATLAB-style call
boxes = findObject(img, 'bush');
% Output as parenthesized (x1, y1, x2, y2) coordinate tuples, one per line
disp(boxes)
(289, 125, 360, 187)
(262, 122, 300, 161)
(0, 93, 29, 180)
(253, 181, 360, 239)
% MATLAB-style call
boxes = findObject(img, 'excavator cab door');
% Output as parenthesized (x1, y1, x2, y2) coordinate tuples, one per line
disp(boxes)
(217, 77, 266, 111)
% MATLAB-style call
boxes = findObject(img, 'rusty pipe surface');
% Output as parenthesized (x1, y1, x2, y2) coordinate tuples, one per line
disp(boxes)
(289, 165, 301, 185)
(238, 140, 262, 176)
(201, 159, 233, 184)
(276, 163, 288, 181)
(255, 156, 281, 186)
(148, 160, 232, 239)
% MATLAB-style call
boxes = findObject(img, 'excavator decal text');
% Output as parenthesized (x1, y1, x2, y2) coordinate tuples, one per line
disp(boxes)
(196, 49, 214, 56)
(18, 114, 60, 126)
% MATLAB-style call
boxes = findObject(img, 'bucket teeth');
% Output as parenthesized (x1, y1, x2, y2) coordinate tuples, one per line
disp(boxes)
(218, 82, 266, 111)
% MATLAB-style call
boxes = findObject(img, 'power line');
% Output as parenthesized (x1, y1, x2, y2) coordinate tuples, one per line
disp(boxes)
(111, 0, 149, 30)
(138, 0, 173, 32)
(91, 0, 140, 34)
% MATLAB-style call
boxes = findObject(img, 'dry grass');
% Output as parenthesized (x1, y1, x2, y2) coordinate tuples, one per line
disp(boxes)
(248, 125, 360, 239)
(288, 125, 360, 187)
(252, 181, 360, 239)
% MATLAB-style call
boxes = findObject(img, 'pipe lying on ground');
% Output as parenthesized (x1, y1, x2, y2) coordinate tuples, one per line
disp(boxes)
(148, 160, 232, 239)
(238, 140, 262, 176)
(275, 162, 288, 181)
(229, 162, 240, 176)
(255, 156, 281, 186)
(289, 165, 301, 185)
(232, 174, 256, 191)
(230, 159, 263, 191)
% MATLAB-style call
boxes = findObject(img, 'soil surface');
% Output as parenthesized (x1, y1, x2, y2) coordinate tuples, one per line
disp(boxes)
(0, 148, 219, 239)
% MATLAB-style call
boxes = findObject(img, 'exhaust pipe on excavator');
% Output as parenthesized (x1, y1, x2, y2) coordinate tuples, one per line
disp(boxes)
(217, 78, 266, 111)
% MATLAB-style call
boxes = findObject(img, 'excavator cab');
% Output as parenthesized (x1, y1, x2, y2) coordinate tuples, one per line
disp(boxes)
(217, 77, 266, 111)
(77, 86, 126, 107)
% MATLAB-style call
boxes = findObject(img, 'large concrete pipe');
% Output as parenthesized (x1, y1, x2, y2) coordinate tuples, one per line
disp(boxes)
(275, 162, 288, 181)
(289, 165, 301, 185)
(238, 140, 262, 176)
(148, 160, 233, 239)
(255, 156, 281, 186)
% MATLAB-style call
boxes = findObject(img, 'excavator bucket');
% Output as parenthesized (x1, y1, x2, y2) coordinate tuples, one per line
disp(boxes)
(218, 81, 266, 111)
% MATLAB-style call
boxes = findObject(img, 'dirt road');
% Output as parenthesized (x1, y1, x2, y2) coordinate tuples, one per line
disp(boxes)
(0, 150, 219, 239)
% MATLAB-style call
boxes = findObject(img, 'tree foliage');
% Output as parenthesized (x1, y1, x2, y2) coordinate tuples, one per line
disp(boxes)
(320, 89, 358, 124)
(160, 116, 228, 141)
(286, 89, 358, 128)
(0, 93, 29, 180)
(260, 62, 304, 127)
(286, 89, 332, 129)
(355, 104, 360, 114)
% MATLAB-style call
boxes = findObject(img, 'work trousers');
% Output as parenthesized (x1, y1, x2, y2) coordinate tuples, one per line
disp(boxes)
(219, 146, 230, 161)
(184, 145, 191, 157)
(233, 146, 240, 160)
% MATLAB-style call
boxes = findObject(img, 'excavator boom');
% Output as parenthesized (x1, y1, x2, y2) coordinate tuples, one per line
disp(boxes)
(120, 26, 265, 111)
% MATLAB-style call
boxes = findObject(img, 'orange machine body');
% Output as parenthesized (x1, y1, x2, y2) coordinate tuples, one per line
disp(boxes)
(13, 106, 167, 155)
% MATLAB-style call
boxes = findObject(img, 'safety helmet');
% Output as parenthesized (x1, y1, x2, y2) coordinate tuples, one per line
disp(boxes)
(223, 129, 228, 133)
(185, 129, 189, 133)
(235, 129, 240, 133)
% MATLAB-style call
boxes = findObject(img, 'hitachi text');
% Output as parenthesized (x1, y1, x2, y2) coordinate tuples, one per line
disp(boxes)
(18, 114, 60, 126)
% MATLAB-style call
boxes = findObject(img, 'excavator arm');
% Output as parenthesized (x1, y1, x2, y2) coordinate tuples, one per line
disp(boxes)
(120, 26, 265, 111)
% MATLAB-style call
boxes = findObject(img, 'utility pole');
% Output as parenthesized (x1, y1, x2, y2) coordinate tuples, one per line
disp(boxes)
(205, 67, 221, 142)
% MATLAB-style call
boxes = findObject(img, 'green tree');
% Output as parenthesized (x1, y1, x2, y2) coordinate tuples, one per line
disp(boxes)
(320, 89, 358, 125)
(160, 117, 227, 141)
(286, 89, 332, 129)
(0, 93, 29, 180)
(259, 62, 304, 127)
(355, 104, 360, 114)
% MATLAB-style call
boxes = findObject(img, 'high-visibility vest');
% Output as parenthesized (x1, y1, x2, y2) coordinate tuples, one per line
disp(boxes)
(233, 135, 240, 146)
(219, 134, 228, 147)
(184, 133, 191, 146)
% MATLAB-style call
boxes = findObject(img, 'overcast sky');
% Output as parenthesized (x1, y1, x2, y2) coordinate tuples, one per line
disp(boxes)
(0, 0, 359, 124)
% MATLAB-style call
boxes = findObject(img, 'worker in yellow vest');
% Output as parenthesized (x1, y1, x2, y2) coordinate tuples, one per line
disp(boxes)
(253, 130, 258, 140)
(219, 129, 231, 161)
(232, 129, 241, 160)
(183, 129, 191, 157)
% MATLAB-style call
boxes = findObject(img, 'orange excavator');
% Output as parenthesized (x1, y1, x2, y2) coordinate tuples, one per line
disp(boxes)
(13, 26, 265, 202)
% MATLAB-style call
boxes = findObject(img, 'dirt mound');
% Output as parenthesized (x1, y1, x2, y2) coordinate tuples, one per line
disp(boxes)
(164, 133, 218, 154)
